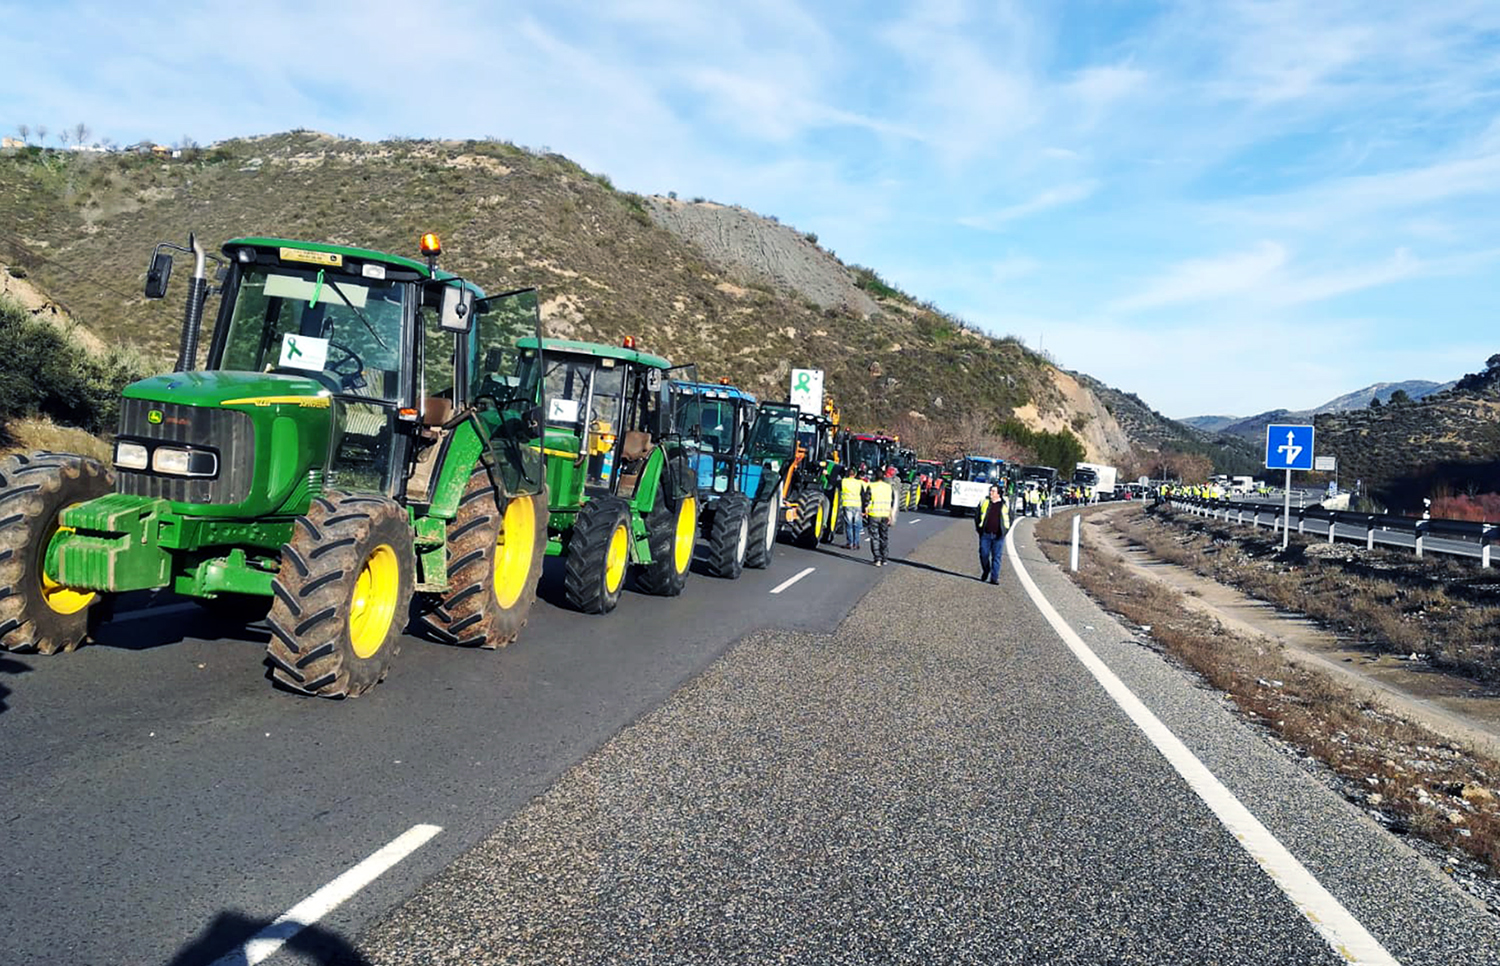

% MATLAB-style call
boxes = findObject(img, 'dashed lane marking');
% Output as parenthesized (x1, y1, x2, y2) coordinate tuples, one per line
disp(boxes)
(769, 567, 816, 595)
(209, 823, 442, 966)
(1006, 535, 1399, 966)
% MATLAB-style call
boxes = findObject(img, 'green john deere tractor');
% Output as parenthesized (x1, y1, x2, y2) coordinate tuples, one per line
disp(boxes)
(0, 233, 550, 698)
(531, 338, 700, 614)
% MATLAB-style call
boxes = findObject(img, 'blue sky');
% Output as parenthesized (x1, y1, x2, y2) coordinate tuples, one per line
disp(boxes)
(5, 0, 1499, 417)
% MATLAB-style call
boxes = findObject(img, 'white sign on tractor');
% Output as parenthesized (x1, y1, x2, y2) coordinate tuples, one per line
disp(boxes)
(790, 368, 824, 416)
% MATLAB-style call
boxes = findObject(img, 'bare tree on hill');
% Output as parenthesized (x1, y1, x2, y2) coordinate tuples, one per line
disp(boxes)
(14, 124, 28, 144)
(72, 123, 89, 147)
(35, 124, 47, 146)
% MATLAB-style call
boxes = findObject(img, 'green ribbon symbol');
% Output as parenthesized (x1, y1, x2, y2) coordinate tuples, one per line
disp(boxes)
(794, 372, 812, 393)
(286, 336, 304, 359)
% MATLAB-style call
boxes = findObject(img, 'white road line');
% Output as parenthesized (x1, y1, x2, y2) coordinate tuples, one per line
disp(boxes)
(1006, 536, 1399, 966)
(210, 823, 442, 966)
(907, 519, 920, 525)
(769, 567, 815, 595)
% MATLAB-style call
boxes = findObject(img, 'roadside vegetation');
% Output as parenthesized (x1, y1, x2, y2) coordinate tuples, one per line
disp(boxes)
(0, 295, 150, 451)
(1036, 506, 1500, 883)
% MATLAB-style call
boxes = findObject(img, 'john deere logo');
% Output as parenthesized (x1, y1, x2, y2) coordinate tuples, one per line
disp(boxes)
(147, 410, 163, 424)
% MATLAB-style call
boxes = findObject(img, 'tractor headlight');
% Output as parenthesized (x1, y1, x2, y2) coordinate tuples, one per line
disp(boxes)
(114, 441, 149, 470)
(151, 446, 218, 478)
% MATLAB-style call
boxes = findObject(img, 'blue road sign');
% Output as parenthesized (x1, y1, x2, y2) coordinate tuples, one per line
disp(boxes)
(1265, 424, 1315, 471)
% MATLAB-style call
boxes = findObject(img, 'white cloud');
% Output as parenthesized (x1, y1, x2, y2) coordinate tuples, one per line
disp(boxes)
(1111, 242, 1288, 312)
(959, 180, 1098, 230)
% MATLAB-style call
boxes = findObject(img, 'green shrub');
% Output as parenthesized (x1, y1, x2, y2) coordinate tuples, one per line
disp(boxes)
(0, 297, 149, 437)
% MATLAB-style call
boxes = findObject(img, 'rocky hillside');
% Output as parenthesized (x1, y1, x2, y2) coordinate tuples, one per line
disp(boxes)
(0, 131, 1251, 470)
(1316, 361, 1500, 510)
(1070, 373, 1262, 475)
(1188, 380, 1458, 444)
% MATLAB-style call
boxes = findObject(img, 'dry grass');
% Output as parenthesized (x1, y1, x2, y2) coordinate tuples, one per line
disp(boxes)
(1, 415, 111, 462)
(1036, 509, 1500, 877)
(1118, 506, 1500, 682)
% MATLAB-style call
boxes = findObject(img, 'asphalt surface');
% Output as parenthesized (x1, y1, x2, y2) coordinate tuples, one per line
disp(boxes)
(6, 508, 1500, 965)
(351, 513, 1500, 965)
(0, 514, 932, 966)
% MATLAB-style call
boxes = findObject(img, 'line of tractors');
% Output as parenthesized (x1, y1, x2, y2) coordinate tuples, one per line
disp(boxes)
(0, 235, 1006, 699)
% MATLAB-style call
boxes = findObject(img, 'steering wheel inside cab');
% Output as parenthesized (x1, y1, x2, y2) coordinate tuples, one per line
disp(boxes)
(274, 340, 368, 393)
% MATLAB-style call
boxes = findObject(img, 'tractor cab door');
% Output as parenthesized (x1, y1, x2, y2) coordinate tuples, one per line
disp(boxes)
(657, 364, 698, 502)
(466, 287, 546, 497)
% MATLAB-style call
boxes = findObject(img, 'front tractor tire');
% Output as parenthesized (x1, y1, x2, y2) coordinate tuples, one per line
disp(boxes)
(266, 492, 414, 698)
(563, 496, 633, 614)
(636, 489, 697, 597)
(0, 453, 113, 655)
(744, 487, 778, 570)
(421, 466, 548, 649)
(793, 490, 828, 550)
(705, 492, 751, 579)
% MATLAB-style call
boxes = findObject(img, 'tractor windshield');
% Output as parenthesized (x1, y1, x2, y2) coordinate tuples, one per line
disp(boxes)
(749, 407, 798, 462)
(851, 439, 885, 472)
(218, 266, 405, 398)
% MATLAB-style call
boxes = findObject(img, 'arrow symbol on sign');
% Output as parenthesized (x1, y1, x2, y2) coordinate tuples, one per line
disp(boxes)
(1277, 430, 1302, 465)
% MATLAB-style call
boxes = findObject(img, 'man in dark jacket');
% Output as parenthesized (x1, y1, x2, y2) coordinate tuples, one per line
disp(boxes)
(975, 482, 1010, 584)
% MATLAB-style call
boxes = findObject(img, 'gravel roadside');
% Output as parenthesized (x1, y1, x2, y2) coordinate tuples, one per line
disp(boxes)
(352, 518, 1355, 965)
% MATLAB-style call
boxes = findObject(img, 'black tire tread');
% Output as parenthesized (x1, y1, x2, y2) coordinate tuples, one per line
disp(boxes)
(418, 466, 547, 649)
(562, 496, 631, 614)
(265, 491, 412, 698)
(0, 452, 113, 654)
(705, 492, 750, 579)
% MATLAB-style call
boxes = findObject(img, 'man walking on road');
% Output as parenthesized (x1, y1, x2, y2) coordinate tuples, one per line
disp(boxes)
(864, 467, 897, 566)
(975, 482, 1010, 584)
(840, 469, 868, 550)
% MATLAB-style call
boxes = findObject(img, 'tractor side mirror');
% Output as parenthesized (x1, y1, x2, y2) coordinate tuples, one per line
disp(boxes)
(439, 285, 474, 333)
(144, 251, 173, 299)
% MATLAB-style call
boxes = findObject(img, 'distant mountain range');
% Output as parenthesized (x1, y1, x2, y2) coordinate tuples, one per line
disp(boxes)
(1183, 380, 1456, 443)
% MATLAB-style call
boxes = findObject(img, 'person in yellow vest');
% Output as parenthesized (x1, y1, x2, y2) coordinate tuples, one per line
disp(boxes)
(839, 469, 868, 550)
(864, 467, 897, 566)
(975, 482, 1011, 583)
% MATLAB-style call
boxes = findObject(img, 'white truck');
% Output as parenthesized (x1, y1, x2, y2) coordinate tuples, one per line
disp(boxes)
(1072, 462, 1118, 498)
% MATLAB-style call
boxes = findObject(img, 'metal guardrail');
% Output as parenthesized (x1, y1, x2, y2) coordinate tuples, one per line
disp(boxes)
(1166, 496, 1498, 567)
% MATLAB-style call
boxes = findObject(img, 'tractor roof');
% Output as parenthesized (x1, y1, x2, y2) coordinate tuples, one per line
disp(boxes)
(223, 237, 485, 296)
(670, 381, 758, 405)
(517, 336, 672, 370)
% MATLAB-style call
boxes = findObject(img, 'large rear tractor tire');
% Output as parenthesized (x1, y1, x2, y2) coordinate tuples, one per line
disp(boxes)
(266, 492, 414, 698)
(636, 489, 697, 596)
(562, 496, 632, 614)
(793, 491, 828, 550)
(0, 452, 113, 655)
(421, 466, 548, 648)
(705, 492, 751, 579)
(744, 487, 779, 570)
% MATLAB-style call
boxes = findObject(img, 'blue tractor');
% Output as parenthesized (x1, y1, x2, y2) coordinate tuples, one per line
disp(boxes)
(669, 381, 778, 578)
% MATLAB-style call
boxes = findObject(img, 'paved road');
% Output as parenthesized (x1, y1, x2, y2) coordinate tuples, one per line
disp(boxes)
(352, 514, 1500, 965)
(0, 513, 937, 966)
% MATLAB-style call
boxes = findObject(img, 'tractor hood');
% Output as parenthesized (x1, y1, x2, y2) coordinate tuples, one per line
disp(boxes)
(122, 370, 330, 409)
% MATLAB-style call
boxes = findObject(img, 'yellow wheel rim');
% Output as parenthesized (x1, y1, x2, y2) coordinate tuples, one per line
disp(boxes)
(673, 497, 696, 574)
(493, 495, 536, 610)
(349, 544, 399, 659)
(605, 523, 629, 593)
(41, 521, 94, 616)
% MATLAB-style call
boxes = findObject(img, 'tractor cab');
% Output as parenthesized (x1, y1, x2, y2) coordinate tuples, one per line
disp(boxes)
(669, 381, 759, 498)
(528, 338, 702, 613)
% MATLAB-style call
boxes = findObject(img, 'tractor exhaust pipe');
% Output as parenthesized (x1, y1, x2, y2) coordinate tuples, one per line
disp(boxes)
(175, 233, 208, 372)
